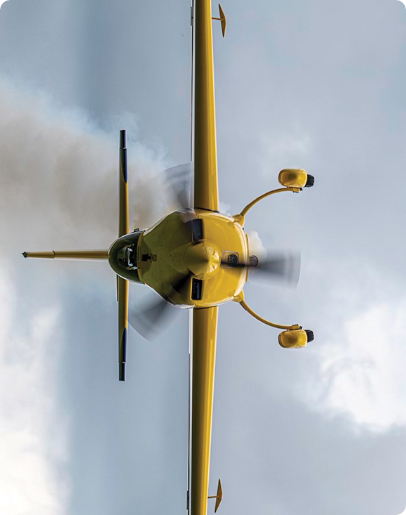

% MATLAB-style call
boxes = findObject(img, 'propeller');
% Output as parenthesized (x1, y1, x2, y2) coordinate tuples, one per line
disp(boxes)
(163, 162, 299, 285)
(128, 211, 201, 340)
(164, 163, 192, 209)
(221, 252, 301, 285)
(185, 217, 203, 243)
(129, 273, 192, 340)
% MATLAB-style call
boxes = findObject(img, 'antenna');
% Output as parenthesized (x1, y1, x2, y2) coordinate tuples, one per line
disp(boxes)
(208, 479, 223, 512)
(212, 4, 226, 37)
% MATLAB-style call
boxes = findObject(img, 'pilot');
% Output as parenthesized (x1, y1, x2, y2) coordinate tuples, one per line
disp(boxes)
(117, 245, 136, 269)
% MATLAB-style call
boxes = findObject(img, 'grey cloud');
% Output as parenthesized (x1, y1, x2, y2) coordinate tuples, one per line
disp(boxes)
(2, 0, 406, 514)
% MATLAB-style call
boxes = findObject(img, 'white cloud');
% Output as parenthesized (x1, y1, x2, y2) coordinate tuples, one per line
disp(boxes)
(0, 268, 69, 515)
(302, 260, 406, 432)
(219, 201, 231, 215)
(246, 231, 267, 259)
(0, 78, 175, 515)
(0, 78, 172, 252)
(258, 127, 313, 177)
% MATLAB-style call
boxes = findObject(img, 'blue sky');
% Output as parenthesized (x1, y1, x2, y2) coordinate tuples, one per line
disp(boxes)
(1, 1, 406, 514)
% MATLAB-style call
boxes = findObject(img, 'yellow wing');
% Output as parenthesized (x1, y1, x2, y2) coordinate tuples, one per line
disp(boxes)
(189, 2, 222, 512)
(190, 307, 218, 515)
(193, 0, 219, 211)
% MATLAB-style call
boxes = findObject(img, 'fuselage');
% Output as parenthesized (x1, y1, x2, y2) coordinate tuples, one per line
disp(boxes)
(109, 209, 249, 308)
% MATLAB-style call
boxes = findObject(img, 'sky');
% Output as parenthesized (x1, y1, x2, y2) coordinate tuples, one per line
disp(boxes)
(1, 0, 406, 514)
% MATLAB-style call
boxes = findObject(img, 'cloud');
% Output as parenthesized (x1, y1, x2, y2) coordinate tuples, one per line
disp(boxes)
(246, 231, 267, 259)
(0, 78, 174, 515)
(301, 260, 406, 432)
(0, 78, 173, 251)
(0, 266, 69, 515)
(258, 127, 313, 177)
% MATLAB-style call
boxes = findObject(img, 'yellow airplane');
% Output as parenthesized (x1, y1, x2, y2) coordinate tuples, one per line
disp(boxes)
(22, 2, 314, 514)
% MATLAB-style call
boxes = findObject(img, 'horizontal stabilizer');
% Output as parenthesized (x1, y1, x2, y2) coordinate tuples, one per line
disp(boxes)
(119, 130, 129, 238)
(117, 276, 129, 381)
(119, 354, 126, 381)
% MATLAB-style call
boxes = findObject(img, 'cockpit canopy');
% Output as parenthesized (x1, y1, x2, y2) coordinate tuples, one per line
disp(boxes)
(108, 231, 143, 283)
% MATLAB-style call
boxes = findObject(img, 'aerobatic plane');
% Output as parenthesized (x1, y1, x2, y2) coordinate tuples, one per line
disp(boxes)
(23, 2, 314, 513)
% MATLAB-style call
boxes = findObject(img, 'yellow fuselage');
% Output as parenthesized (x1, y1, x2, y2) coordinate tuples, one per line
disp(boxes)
(137, 209, 248, 307)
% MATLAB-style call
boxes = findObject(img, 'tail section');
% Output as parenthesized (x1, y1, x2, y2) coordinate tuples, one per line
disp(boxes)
(22, 251, 109, 259)
(119, 130, 129, 237)
(117, 130, 130, 381)
(118, 276, 129, 381)
(22, 130, 132, 382)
